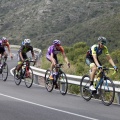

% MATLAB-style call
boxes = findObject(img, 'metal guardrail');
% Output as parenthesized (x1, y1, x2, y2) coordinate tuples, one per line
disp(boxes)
(10, 45, 120, 104)
(30, 66, 120, 104)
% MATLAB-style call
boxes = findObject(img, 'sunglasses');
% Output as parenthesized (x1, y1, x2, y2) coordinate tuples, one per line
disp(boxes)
(101, 42, 106, 45)
(25, 43, 30, 46)
(55, 44, 60, 46)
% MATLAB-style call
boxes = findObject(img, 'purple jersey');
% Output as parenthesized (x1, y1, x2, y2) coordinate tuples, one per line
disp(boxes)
(0, 40, 2, 46)
(46, 45, 64, 56)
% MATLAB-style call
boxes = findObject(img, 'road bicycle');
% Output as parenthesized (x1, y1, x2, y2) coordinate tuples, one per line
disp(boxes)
(44, 64, 68, 95)
(0, 56, 8, 81)
(14, 59, 35, 88)
(80, 67, 116, 106)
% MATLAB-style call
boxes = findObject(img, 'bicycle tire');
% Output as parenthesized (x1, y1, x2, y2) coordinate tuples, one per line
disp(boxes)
(44, 70, 54, 92)
(24, 67, 33, 88)
(2, 62, 8, 81)
(14, 68, 22, 85)
(100, 77, 115, 106)
(58, 72, 68, 95)
(80, 75, 92, 101)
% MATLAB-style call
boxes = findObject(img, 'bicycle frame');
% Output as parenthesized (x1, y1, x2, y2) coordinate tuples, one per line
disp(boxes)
(95, 68, 116, 91)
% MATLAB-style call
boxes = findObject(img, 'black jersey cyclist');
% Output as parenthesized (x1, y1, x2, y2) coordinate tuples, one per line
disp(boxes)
(86, 36, 118, 91)
(15, 39, 35, 76)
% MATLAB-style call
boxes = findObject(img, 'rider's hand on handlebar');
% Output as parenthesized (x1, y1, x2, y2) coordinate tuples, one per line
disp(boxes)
(98, 66, 102, 70)
(68, 62, 70, 68)
(113, 66, 118, 72)
(22, 59, 24, 62)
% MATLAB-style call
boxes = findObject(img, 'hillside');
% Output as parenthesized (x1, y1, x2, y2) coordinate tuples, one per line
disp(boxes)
(0, 0, 120, 50)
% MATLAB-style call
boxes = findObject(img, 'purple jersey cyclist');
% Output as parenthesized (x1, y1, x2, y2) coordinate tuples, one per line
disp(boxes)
(46, 40, 70, 80)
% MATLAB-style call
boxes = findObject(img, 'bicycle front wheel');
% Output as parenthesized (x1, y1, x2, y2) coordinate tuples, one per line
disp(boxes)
(100, 78, 115, 106)
(80, 75, 92, 101)
(44, 70, 54, 92)
(2, 62, 8, 81)
(58, 72, 68, 95)
(14, 68, 22, 85)
(24, 67, 33, 88)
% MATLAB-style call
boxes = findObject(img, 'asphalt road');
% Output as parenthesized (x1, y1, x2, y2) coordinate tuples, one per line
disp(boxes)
(0, 49, 120, 120)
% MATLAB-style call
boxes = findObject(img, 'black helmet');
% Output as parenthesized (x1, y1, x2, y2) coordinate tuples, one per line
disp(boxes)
(98, 36, 107, 45)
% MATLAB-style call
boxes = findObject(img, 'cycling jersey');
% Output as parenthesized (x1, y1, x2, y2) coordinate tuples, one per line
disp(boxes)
(46, 45, 64, 56)
(46, 45, 64, 63)
(0, 40, 10, 54)
(86, 44, 109, 57)
(18, 45, 34, 55)
(0, 40, 10, 47)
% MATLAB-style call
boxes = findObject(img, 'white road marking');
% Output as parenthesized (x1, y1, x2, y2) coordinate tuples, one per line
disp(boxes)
(0, 93, 98, 120)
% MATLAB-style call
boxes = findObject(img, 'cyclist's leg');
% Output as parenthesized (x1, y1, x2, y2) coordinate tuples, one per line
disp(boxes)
(46, 55, 56, 80)
(15, 54, 23, 75)
(0, 47, 5, 66)
(86, 57, 97, 91)
(3, 51, 8, 61)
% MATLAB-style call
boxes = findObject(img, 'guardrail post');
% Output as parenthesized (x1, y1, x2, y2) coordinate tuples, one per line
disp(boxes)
(117, 93, 120, 104)
(34, 74, 39, 85)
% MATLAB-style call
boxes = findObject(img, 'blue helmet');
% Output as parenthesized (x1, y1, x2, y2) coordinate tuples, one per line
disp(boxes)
(22, 41, 25, 45)
(53, 40, 61, 45)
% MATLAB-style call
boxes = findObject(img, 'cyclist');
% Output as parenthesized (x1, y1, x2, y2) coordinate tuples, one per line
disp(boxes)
(86, 36, 118, 91)
(15, 39, 35, 76)
(46, 40, 70, 81)
(1, 37, 13, 59)
(0, 37, 13, 65)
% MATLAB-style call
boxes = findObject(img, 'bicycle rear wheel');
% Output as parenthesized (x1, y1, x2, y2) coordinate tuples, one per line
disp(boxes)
(100, 78, 115, 106)
(14, 68, 22, 85)
(2, 62, 8, 81)
(24, 67, 33, 88)
(58, 72, 68, 95)
(44, 70, 54, 92)
(80, 75, 92, 101)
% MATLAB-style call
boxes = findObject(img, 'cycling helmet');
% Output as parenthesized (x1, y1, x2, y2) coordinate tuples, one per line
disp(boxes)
(2, 37, 8, 43)
(53, 40, 61, 46)
(24, 39, 31, 46)
(98, 36, 107, 45)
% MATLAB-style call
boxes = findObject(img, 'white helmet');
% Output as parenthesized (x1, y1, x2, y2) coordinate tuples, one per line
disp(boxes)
(24, 39, 31, 45)
(2, 37, 7, 40)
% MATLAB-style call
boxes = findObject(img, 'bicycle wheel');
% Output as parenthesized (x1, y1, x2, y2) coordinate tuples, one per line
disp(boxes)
(24, 67, 33, 88)
(2, 62, 8, 81)
(100, 77, 115, 106)
(44, 70, 54, 92)
(80, 75, 92, 101)
(58, 72, 68, 95)
(14, 68, 22, 85)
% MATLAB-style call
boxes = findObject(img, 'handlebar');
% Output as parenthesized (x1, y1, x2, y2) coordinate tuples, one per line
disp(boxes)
(97, 67, 117, 76)
(55, 63, 64, 68)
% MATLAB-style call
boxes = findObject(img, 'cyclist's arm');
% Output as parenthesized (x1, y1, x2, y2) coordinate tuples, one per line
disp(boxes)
(103, 46, 116, 67)
(92, 54, 100, 67)
(19, 52, 24, 61)
(60, 46, 70, 65)
(106, 54, 116, 67)
(91, 45, 100, 67)
(62, 52, 69, 65)
(6, 43, 13, 58)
